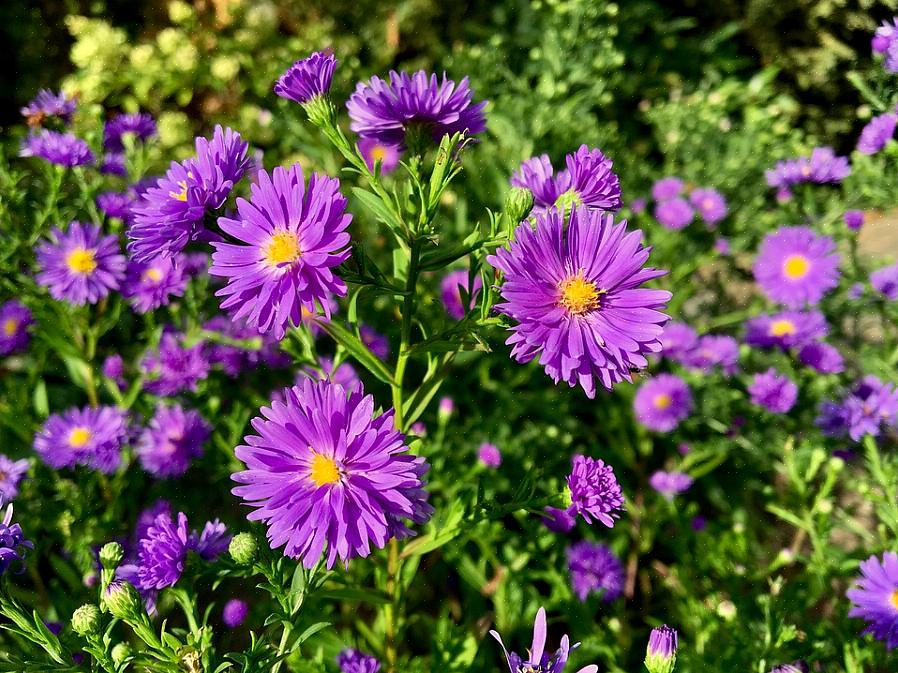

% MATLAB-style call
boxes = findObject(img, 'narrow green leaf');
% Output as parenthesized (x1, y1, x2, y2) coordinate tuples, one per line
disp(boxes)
(316, 322, 394, 385)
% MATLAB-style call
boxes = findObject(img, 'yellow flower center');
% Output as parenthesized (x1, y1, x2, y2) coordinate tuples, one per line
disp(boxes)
(65, 248, 97, 275)
(558, 274, 601, 316)
(769, 319, 796, 337)
(370, 146, 388, 162)
(169, 180, 189, 202)
(654, 393, 672, 410)
(264, 231, 301, 268)
(142, 268, 164, 284)
(309, 453, 341, 487)
(782, 254, 810, 281)
(3, 319, 17, 337)
(891, 590, 898, 610)
(68, 427, 92, 448)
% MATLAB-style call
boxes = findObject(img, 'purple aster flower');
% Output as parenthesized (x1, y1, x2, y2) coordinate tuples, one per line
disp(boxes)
(231, 378, 433, 568)
(274, 51, 337, 105)
(511, 155, 560, 211)
(689, 187, 727, 225)
(776, 187, 793, 203)
(337, 649, 381, 673)
(630, 198, 647, 214)
(654, 197, 693, 230)
(649, 471, 694, 499)
(36, 221, 126, 306)
(20, 89, 76, 126)
(360, 325, 389, 359)
(873, 19, 898, 53)
(141, 332, 210, 396)
(567, 454, 625, 527)
(488, 207, 670, 398)
(132, 511, 226, 590)
(744, 310, 828, 350)
(798, 341, 844, 374)
(844, 376, 898, 441)
(858, 113, 897, 155)
(769, 664, 808, 673)
(753, 226, 840, 308)
(210, 164, 351, 339)
(102, 354, 127, 390)
(440, 269, 483, 320)
(765, 148, 851, 188)
(552, 145, 622, 213)
(347, 70, 487, 147)
(122, 256, 188, 314)
(33, 406, 129, 473)
(566, 541, 623, 602)
(816, 400, 850, 437)
(844, 210, 864, 231)
(100, 152, 127, 177)
(847, 552, 898, 649)
(20, 130, 93, 167)
(182, 252, 211, 277)
(714, 238, 730, 255)
(490, 607, 598, 673)
(691, 515, 707, 531)
(0, 301, 32, 356)
(0, 455, 29, 501)
(681, 335, 739, 375)
(651, 177, 683, 201)
(871, 263, 898, 300)
(849, 282, 865, 300)
(748, 368, 798, 414)
(191, 519, 230, 559)
(478, 442, 502, 468)
(191, 125, 252, 209)
(103, 112, 157, 152)
(300, 357, 361, 392)
(660, 321, 698, 362)
(887, 41, 898, 73)
(358, 139, 402, 174)
(136, 404, 210, 478)
(96, 191, 136, 223)
(222, 599, 248, 629)
(541, 506, 576, 534)
(634, 374, 692, 432)
(0, 499, 32, 575)
(645, 625, 678, 673)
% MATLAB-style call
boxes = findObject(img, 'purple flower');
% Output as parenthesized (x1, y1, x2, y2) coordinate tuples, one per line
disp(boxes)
(858, 113, 897, 155)
(844, 210, 865, 231)
(689, 188, 727, 225)
(440, 270, 483, 320)
(231, 378, 433, 568)
(748, 369, 797, 414)
(845, 376, 898, 441)
(630, 198, 647, 214)
(744, 310, 828, 350)
(100, 152, 127, 177)
(849, 283, 865, 300)
(222, 598, 248, 629)
(300, 357, 361, 392)
(33, 406, 129, 473)
(20, 89, 76, 126)
(567, 454, 625, 527)
(103, 112, 157, 152)
(753, 226, 840, 308)
(797, 342, 844, 374)
(20, 130, 93, 167)
(714, 238, 730, 255)
(847, 552, 898, 649)
(193, 519, 231, 560)
(873, 19, 898, 53)
(210, 164, 351, 339)
(765, 147, 851, 188)
(552, 145, 622, 213)
(634, 374, 692, 431)
(0, 455, 29, 501)
(490, 607, 598, 673)
(653, 198, 693, 230)
(136, 404, 210, 478)
(511, 155, 560, 210)
(36, 221, 125, 306)
(347, 70, 487, 147)
(360, 325, 390, 359)
(541, 506, 576, 534)
(769, 664, 807, 673)
(102, 354, 127, 389)
(477, 442, 502, 468)
(122, 256, 188, 314)
(681, 335, 739, 375)
(141, 332, 210, 396)
(274, 51, 337, 105)
(358, 139, 401, 174)
(645, 625, 678, 673)
(887, 41, 898, 73)
(871, 263, 898, 300)
(488, 207, 670, 398)
(0, 499, 32, 575)
(649, 471, 693, 499)
(0, 301, 32, 356)
(566, 541, 623, 602)
(651, 177, 683, 201)
(97, 191, 136, 223)
(816, 401, 850, 437)
(337, 649, 381, 673)
(659, 321, 698, 362)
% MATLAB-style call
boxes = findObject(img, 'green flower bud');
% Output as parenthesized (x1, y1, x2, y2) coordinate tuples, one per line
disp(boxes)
(103, 581, 143, 621)
(99, 541, 124, 569)
(111, 642, 132, 665)
(644, 625, 678, 673)
(71, 604, 102, 637)
(229, 532, 258, 565)
(504, 187, 535, 223)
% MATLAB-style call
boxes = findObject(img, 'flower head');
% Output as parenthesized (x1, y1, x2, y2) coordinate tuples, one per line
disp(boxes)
(0, 455, 29, 501)
(659, 321, 698, 362)
(634, 374, 692, 432)
(440, 269, 483, 320)
(744, 310, 828, 350)
(0, 499, 32, 575)
(847, 552, 898, 649)
(844, 376, 898, 441)
(654, 197, 693, 230)
(222, 599, 248, 629)
(0, 301, 33, 356)
(360, 326, 390, 359)
(337, 649, 381, 673)
(511, 155, 560, 210)
(753, 226, 840, 308)
(141, 332, 210, 396)
(20, 130, 93, 167)
(645, 625, 678, 673)
(478, 442, 502, 468)
(797, 341, 844, 374)
(33, 406, 129, 473)
(566, 541, 623, 602)
(102, 354, 127, 390)
(103, 112, 157, 152)
(122, 256, 188, 314)
(567, 454, 625, 527)
(490, 607, 598, 673)
(275, 51, 337, 105)
(748, 369, 797, 414)
(649, 471, 693, 499)
(680, 335, 739, 375)
(97, 191, 137, 223)
(858, 113, 897, 155)
(844, 210, 864, 231)
(651, 177, 683, 201)
(137, 404, 210, 478)
(20, 89, 76, 126)
(101, 152, 127, 176)
(541, 506, 576, 534)
(871, 263, 898, 300)
(689, 187, 727, 225)
(299, 357, 361, 392)
(358, 139, 401, 174)
(873, 19, 898, 53)
(551, 145, 622, 213)
(765, 147, 850, 188)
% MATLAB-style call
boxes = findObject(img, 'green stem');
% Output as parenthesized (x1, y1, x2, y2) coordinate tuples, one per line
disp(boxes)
(383, 539, 400, 673)
(392, 238, 422, 432)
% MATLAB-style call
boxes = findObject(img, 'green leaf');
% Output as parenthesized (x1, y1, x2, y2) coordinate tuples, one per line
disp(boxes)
(294, 621, 331, 645)
(316, 587, 390, 605)
(32, 380, 48, 418)
(400, 499, 465, 558)
(351, 187, 403, 232)
(316, 321, 394, 385)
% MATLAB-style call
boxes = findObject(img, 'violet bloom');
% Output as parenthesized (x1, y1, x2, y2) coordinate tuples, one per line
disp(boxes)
(193, 519, 231, 560)
(844, 210, 864, 232)
(360, 325, 390, 359)
(36, 221, 126, 306)
(844, 376, 898, 441)
(222, 599, 248, 629)
(847, 552, 898, 649)
(630, 198, 647, 214)
(681, 335, 739, 375)
(141, 332, 210, 396)
(347, 70, 487, 147)
(100, 152, 127, 177)
(849, 283, 865, 300)
(20, 89, 76, 126)
(798, 342, 844, 374)
(0, 301, 32, 356)
(645, 625, 678, 673)
(511, 156, 560, 211)
(102, 354, 127, 390)
(566, 541, 623, 602)
(689, 187, 727, 225)
(887, 41, 898, 73)
(97, 191, 136, 223)
(873, 18, 898, 53)
(274, 51, 337, 105)
(20, 130, 93, 167)
(857, 113, 897, 155)
(765, 148, 850, 188)
(231, 378, 433, 568)
(748, 368, 798, 414)
(103, 112, 157, 152)
(541, 506, 576, 534)
(769, 664, 808, 673)
(488, 207, 670, 398)
(744, 310, 828, 350)
(654, 197, 693, 230)
(122, 256, 188, 314)
(0, 499, 32, 575)
(871, 263, 898, 300)
(136, 404, 210, 478)
(659, 321, 698, 362)
(490, 607, 598, 673)
(752, 226, 840, 308)
(440, 269, 483, 320)
(0, 455, 29, 500)
(210, 164, 351, 339)
(815, 401, 850, 438)
(299, 357, 361, 392)
(634, 375, 692, 432)
(714, 238, 730, 255)
(337, 649, 381, 673)
(651, 177, 683, 201)
(478, 442, 502, 468)
(567, 454, 625, 527)
(33, 406, 129, 473)
(358, 139, 401, 174)
(649, 471, 694, 499)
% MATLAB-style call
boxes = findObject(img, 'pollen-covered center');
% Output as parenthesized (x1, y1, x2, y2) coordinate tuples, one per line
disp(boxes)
(169, 179, 189, 202)
(782, 254, 810, 281)
(309, 453, 341, 487)
(65, 248, 97, 275)
(370, 145, 388, 162)
(68, 426, 92, 448)
(558, 274, 602, 316)
(264, 230, 301, 268)
(769, 319, 796, 337)
(142, 268, 164, 284)
(653, 393, 672, 410)
(3, 318, 17, 337)
(891, 589, 898, 610)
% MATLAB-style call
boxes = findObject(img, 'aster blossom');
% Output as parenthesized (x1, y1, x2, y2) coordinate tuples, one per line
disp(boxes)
(141, 332, 210, 396)
(765, 147, 850, 188)
(566, 541, 624, 602)
(748, 369, 798, 414)
(847, 552, 898, 649)
(488, 207, 670, 398)
(96, 191, 137, 223)
(0, 498, 32, 575)
(0, 301, 33, 356)
(103, 112, 157, 151)
(490, 607, 598, 673)
(689, 187, 727, 225)
(136, 404, 210, 478)
(744, 310, 828, 350)
(440, 269, 483, 320)
(752, 226, 840, 308)
(337, 649, 381, 673)
(222, 599, 248, 628)
(857, 112, 897, 155)
(552, 145, 622, 213)
(20, 89, 76, 126)
(231, 378, 433, 568)
(0, 455, 29, 501)
(634, 374, 693, 432)
(659, 321, 698, 362)
(274, 51, 337, 105)
(122, 256, 188, 314)
(873, 18, 898, 54)
(33, 406, 129, 473)
(871, 263, 898, 300)
(654, 198, 693, 230)
(645, 625, 678, 673)
(210, 164, 351, 339)
(680, 334, 739, 375)
(566, 454, 625, 527)
(649, 471, 694, 499)
(651, 177, 683, 201)
(358, 138, 401, 174)
(797, 342, 844, 374)
(20, 130, 93, 167)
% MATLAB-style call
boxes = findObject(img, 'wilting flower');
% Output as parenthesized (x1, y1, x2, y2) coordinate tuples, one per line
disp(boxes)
(103, 112, 157, 151)
(347, 70, 487, 147)
(488, 207, 670, 398)
(440, 269, 483, 320)
(96, 191, 136, 223)
(651, 177, 683, 201)
(0, 455, 29, 501)
(857, 112, 897, 155)
(654, 197, 693, 230)
(634, 375, 692, 432)
(0, 301, 32, 356)
(490, 607, 598, 673)
(337, 649, 381, 673)
(20, 89, 76, 126)
(358, 138, 402, 174)
(478, 442, 502, 468)
(231, 378, 433, 568)
(274, 51, 337, 105)
(798, 342, 844, 374)
(752, 226, 840, 308)
(0, 498, 32, 575)
(141, 332, 210, 396)
(847, 552, 898, 649)
(644, 625, 678, 673)
(222, 599, 248, 629)
(567, 454, 625, 527)
(210, 164, 351, 339)
(844, 210, 864, 231)
(689, 187, 727, 225)
(36, 221, 126, 306)
(20, 130, 93, 167)
(871, 263, 898, 300)
(136, 404, 210, 478)
(566, 541, 624, 602)
(649, 471, 694, 499)
(33, 406, 129, 473)
(681, 335, 739, 375)
(744, 310, 828, 350)
(122, 256, 188, 314)
(748, 369, 798, 414)
(541, 506, 576, 534)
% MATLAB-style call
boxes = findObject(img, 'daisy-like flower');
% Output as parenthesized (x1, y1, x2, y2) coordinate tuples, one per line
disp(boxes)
(649, 471, 694, 499)
(511, 156, 560, 210)
(752, 226, 840, 308)
(0, 498, 32, 576)
(222, 599, 248, 629)
(845, 376, 898, 441)
(20, 89, 76, 126)
(20, 130, 93, 167)
(490, 607, 598, 673)
(347, 70, 487, 147)
(488, 207, 670, 398)
(141, 332, 210, 396)
(634, 374, 692, 432)
(654, 197, 693, 230)
(659, 321, 698, 362)
(96, 191, 136, 223)
(103, 112, 157, 152)
(680, 335, 739, 375)
(337, 649, 381, 673)
(871, 263, 898, 300)
(210, 164, 351, 339)
(102, 354, 127, 390)
(33, 406, 129, 473)
(274, 51, 338, 105)
(744, 310, 828, 350)
(567, 454, 625, 527)
(299, 357, 361, 392)
(100, 152, 127, 176)
(440, 269, 483, 320)
(0, 301, 33, 356)
(765, 148, 850, 188)
(202, 317, 290, 376)
(231, 378, 433, 568)
(136, 404, 210, 478)
(566, 541, 624, 602)
(36, 221, 126, 306)
(857, 113, 897, 155)
(0, 455, 29, 500)
(651, 177, 683, 201)
(122, 256, 188, 314)
(358, 139, 402, 174)
(689, 187, 727, 225)
(797, 342, 844, 374)
(748, 369, 798, 414)
(847, 552, 898, 649)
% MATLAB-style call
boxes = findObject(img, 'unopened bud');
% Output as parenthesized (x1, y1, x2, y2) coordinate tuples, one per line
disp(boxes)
(228, 532, 258, 565)
(111, 642, 132, 665)
(71, 604, 101, 637)
(103, 581, 142, 621)
(644, 625, 678, 673)
(99, 542, 124, 570)
(504, 187, 534, 223)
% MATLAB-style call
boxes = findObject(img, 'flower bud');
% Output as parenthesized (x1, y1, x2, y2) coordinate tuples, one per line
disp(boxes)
(504, 187, 534, 223)
(103, 581, 143, 621)
(228, 532, 258, 565)
(437, 397, 454, 423)
(99, 542, 124, 570)
(71, 604, 101, 637)
(644, 624, 678, 673)
(111, 642, 132, 665)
